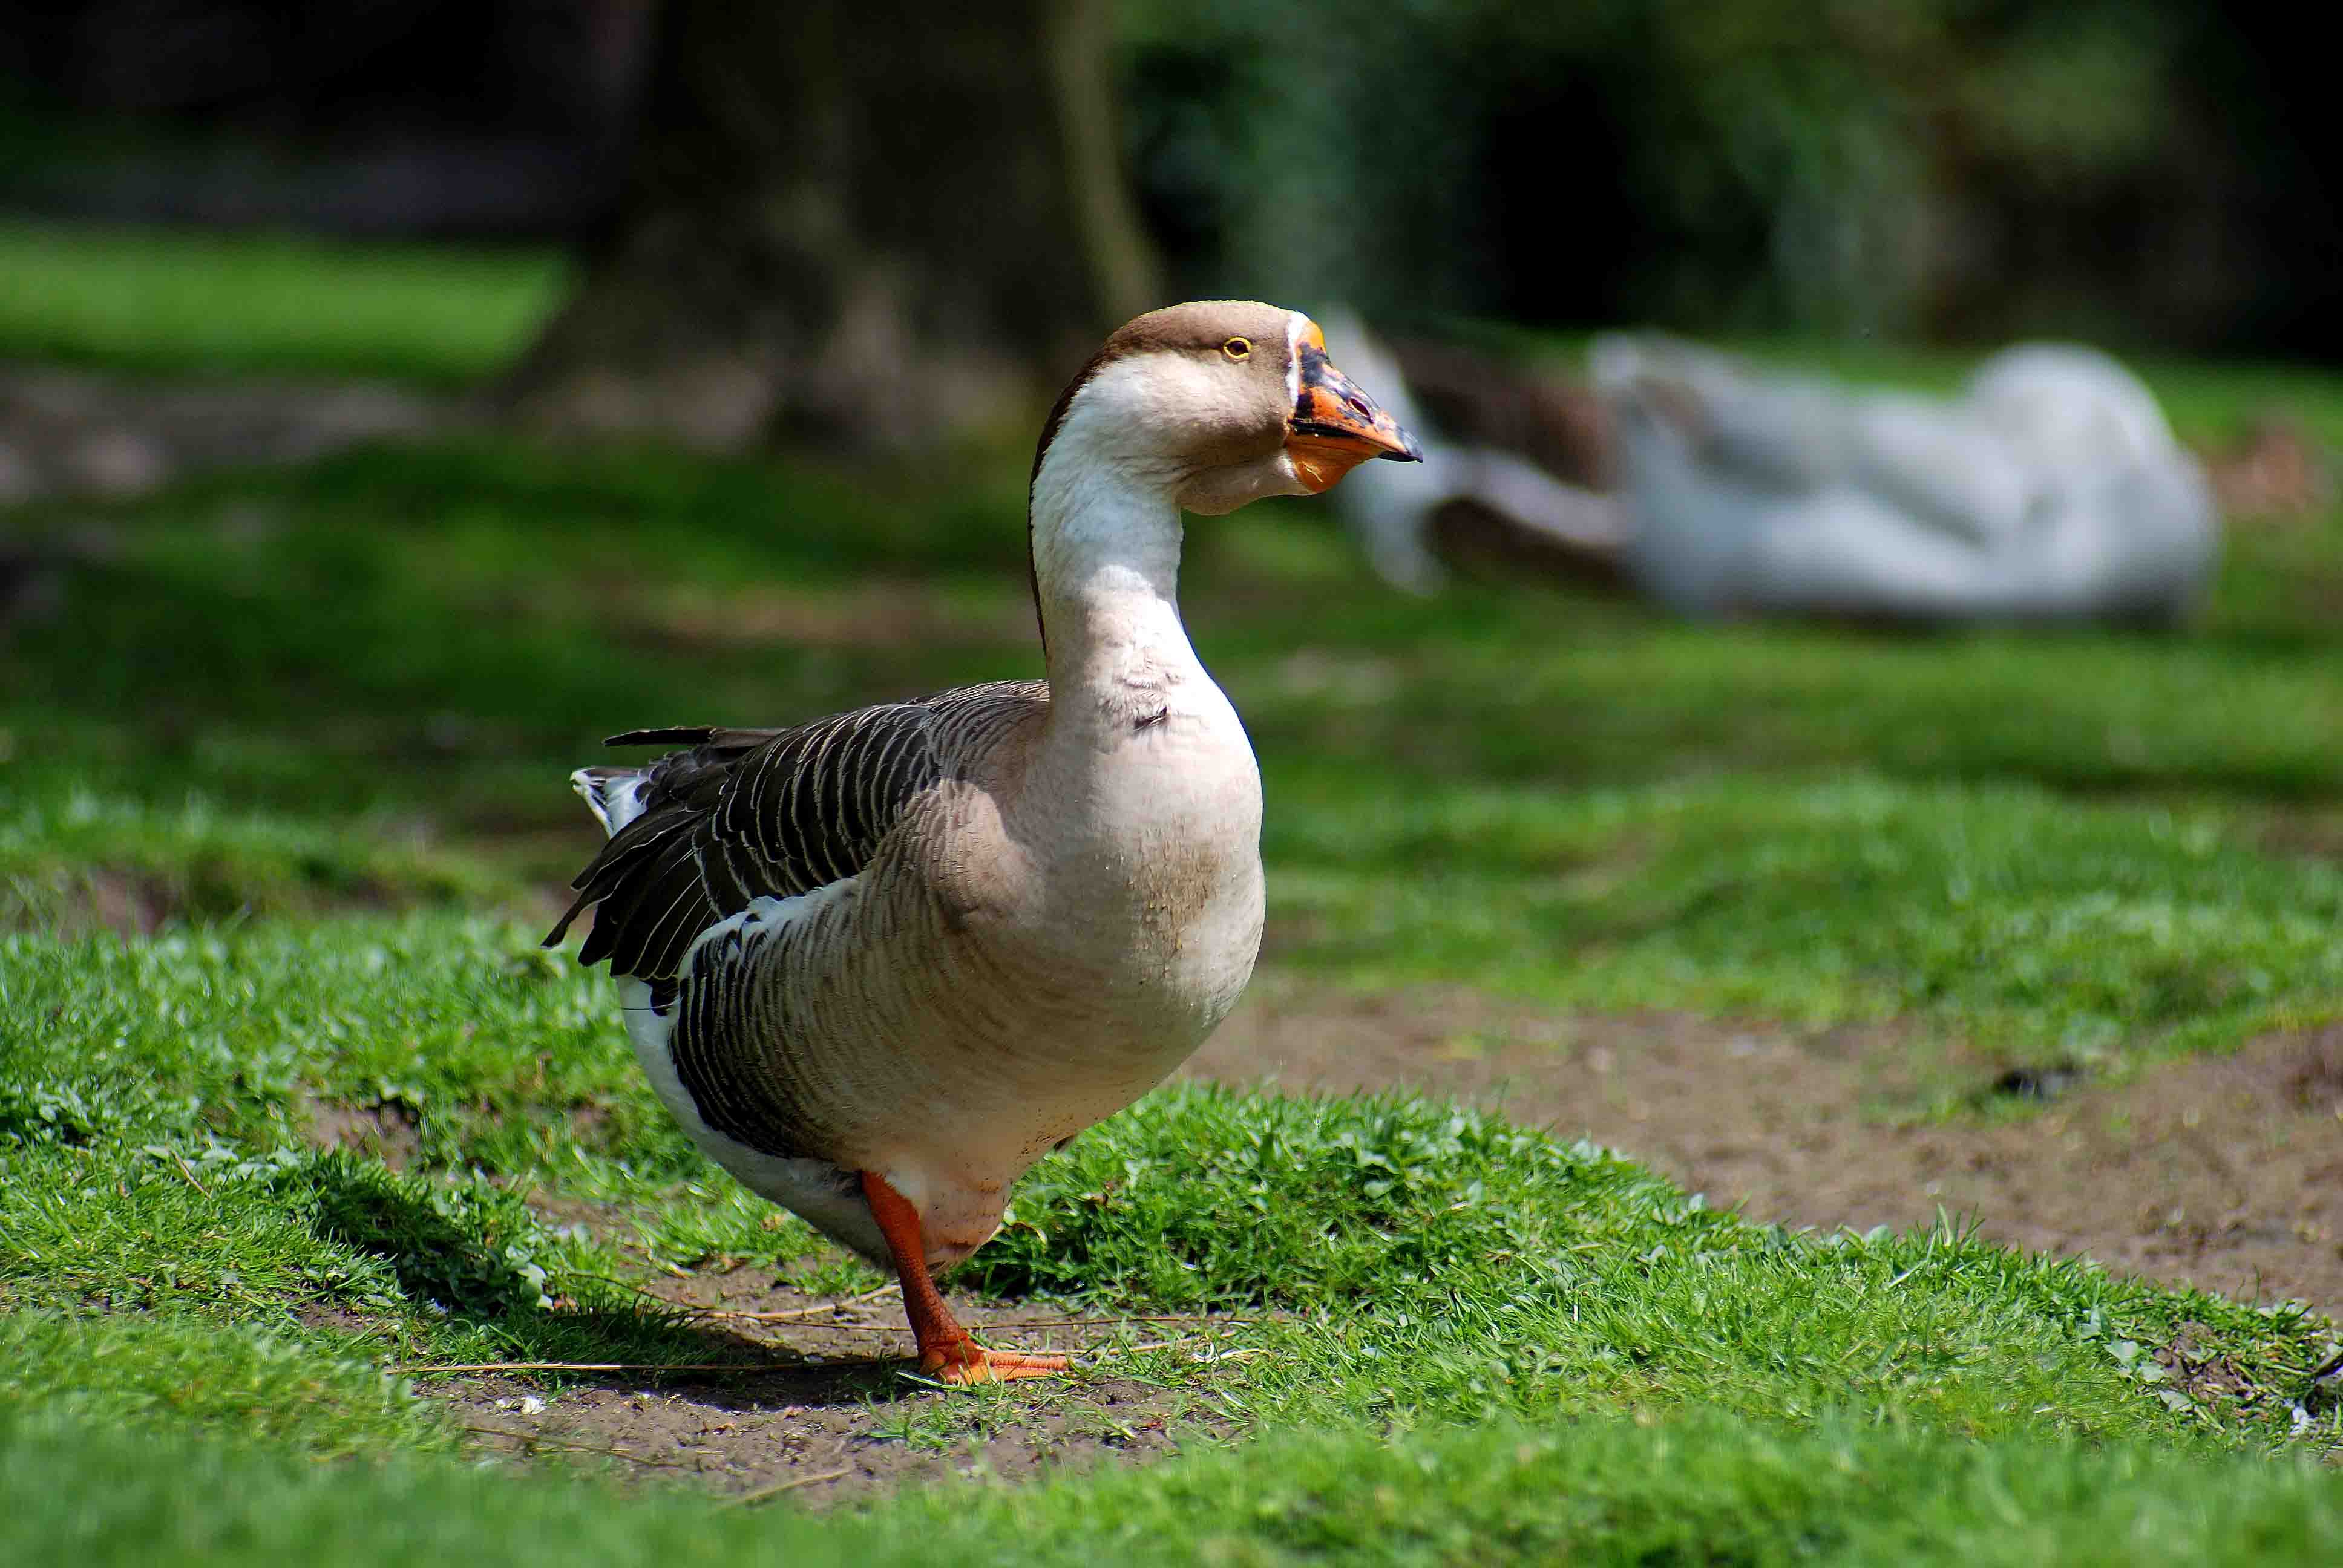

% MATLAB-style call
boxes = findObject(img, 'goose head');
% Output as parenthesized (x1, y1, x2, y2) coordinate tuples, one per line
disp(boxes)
(1032, 301, 1423, 518)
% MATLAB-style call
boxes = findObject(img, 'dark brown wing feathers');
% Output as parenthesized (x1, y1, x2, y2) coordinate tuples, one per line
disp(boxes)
(543, 682, 1044, 984)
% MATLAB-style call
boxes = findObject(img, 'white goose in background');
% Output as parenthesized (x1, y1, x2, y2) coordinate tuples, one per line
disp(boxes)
(1319, 307, 1627, 594)
(545, 303, 1420, 1383)
(1593, 335, 2221, 626)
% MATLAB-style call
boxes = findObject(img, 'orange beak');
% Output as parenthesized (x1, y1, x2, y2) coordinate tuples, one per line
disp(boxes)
(1285, 328, 1423, 493)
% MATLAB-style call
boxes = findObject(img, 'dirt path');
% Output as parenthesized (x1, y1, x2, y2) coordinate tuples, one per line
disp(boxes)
(1188, 978, 2343, 1320)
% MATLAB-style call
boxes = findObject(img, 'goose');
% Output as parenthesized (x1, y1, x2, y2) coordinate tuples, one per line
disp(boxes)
(544, 303, 1420, 1383)
(1593, 335, 2221, 626)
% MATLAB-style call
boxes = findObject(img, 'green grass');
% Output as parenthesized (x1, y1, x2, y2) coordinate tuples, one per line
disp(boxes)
(17, 913, 2331, 1452)
(7, 1406, 2341, 1567)
(1263, 773, 2343, 1067)
(5, 912, 2340, 1556)
(6, 226, 2343, 1559)
(0, 222, 568, 382)
(1, 1312, 450, 1460)
(0, 788, 512, 932)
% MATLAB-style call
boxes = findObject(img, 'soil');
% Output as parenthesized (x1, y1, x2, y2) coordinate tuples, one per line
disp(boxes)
(303, 1097, 422, 1171)
(433, 1272, 1242, 1506)
(7, 863, 418, 939)
(1188, 979, 2343, 1319)
(10, 866, 192, 938)
(607, 578, 1031, 656)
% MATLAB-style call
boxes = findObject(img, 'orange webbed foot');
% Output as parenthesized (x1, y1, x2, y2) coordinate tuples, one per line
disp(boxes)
(920, 1337, 1069, 1385)
(859, 1171, 1070, 1386)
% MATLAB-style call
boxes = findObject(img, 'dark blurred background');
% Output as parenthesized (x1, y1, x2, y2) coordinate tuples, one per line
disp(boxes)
(0, 1, 2332, 454)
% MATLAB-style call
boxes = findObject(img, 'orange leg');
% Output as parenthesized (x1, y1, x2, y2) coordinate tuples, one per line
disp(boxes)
(859, 1171, 1067, 1385)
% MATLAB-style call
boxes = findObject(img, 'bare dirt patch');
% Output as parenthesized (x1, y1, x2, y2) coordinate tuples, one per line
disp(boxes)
(302, 1112, 1239, 1503)
(1187, 981, 2343, 1319)
(433, 1270, 1240, 1506)
(608, 578, 1030, 656)
(5, 865, 186, 938)
(3, 860, 443, 941)
(303, 1096, 422, 1170)
(0, 367, 437, 505)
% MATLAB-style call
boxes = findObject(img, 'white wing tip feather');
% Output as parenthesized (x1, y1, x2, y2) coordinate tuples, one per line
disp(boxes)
(571, 769, 649, 837)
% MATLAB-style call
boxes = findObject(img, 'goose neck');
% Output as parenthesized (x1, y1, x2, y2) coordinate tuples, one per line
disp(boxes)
(1028, 448, 1202, 727)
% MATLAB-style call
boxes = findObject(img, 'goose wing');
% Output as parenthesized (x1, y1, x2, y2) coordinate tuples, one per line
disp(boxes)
(544, 680, 1047, 984)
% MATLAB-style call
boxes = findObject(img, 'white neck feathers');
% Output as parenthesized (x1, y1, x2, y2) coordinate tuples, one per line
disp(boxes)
(1027, 361, 1199, 697)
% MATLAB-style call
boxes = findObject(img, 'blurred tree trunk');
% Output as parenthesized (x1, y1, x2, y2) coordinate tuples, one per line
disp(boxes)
(503, 0, 1159, 452)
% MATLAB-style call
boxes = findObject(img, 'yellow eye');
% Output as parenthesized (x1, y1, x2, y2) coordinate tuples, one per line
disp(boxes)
(1221, 337, 1251, 361)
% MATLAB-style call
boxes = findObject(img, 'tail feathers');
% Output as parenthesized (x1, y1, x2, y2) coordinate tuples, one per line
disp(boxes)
(571, 766, 650, 838)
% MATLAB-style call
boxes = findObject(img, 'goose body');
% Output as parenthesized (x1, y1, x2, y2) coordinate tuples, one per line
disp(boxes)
(578, 675, 1261, 1273)
(548, 302, 1418, 1380)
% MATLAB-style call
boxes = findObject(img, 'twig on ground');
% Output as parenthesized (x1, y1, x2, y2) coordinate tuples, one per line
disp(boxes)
(710, 1284, 902, 1322)
(397, 1361, 786, 1377)
(733, 1466, 853, 1506)
(165, 1146, 212, 1197)
(565, 1271, 689, 1305)
(978, 1314, 1254, 1329)
(462, 1426, 686, 1469)
(611, 1238, 698, 1279)
(729, 1312, 1249, 1333)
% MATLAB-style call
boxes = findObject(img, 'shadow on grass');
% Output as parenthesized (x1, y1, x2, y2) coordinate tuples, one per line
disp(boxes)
(296, 1152, 937, 1406)
(300, 1153, 715, 1365)
(304, 1152, 567, 1322)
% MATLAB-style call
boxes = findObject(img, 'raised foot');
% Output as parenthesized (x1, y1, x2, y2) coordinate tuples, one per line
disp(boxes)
(920, 1339, 1070, 1385)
